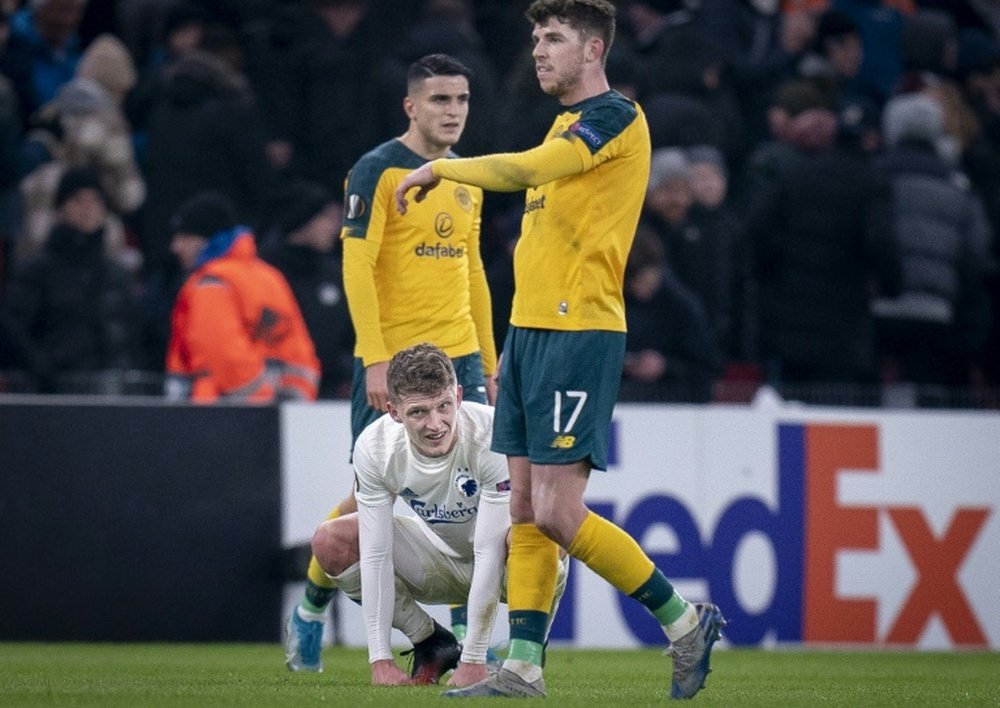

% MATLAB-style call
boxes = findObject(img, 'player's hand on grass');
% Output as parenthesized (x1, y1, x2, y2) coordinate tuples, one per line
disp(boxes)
(447, 661, 490, 687)
(395, 163, 440, 215)
(370, 659, 412, 686)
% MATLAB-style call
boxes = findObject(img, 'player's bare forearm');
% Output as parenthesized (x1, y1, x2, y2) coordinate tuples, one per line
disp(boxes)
(370, 658, 412, 685)
(394, 163, 439, 215)
(365, 360, 390, 412)
(447, 661, 490, 687)
(485, 375, 498, 405)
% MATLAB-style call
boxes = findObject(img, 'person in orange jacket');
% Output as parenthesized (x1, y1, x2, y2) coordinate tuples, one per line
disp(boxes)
(165, 191, 320, 402)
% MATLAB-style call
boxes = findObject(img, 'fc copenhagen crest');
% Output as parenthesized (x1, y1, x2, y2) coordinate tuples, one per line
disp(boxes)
(454, 471, 478, 497)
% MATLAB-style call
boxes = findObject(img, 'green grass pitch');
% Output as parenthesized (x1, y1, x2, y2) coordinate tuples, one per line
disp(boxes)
(2, 643, 998, 707)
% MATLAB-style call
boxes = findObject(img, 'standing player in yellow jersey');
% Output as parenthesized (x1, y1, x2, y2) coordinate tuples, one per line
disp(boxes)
(284, 54, 498, 676)
(396, 1, 725, 700)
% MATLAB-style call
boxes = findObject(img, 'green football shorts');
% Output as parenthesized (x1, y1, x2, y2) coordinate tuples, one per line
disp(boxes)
(492, 326, 624, 470)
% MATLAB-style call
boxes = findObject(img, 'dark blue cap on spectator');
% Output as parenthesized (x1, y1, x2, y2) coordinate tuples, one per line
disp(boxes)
(274, 181, 333, 236)
(54, 167, 106, 208)
(815, 9, 859, 47)
(170, 192, 238, 239)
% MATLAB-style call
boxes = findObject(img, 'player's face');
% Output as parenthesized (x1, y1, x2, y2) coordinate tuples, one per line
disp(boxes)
(390, 384, 463, 458)
(531, 17, 588, 101)
(406, 75, 470, 152)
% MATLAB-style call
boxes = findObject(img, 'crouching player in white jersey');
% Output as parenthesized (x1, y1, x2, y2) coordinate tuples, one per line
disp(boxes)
(310, 343, 567, 687)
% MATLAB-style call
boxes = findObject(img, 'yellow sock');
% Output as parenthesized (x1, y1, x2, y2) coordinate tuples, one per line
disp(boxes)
(303, 504, 343, 610)
(567, 510, 655, 595)
(507, 523, 560, 658)
(508, 523, 560, 614)
(306, 555, 335, 588)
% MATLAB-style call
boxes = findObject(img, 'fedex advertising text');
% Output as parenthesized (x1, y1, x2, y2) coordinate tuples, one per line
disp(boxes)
(550, 408, 998, 650)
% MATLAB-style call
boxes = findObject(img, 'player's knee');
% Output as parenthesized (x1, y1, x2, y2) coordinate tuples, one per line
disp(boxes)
(531, 513, 567, 547)
(532, 500, 580, 547)
(311, 517, 359, 576)
(509, 492, 533, 525)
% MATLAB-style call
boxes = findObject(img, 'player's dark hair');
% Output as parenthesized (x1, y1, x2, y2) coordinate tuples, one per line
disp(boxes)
(526, 0, 616, 60)
(387, 343, 457, 402)
(406, 53, 472, 94)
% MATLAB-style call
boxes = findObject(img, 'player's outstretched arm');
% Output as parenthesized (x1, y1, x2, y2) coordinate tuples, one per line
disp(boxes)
(394, 163, 439, 215)
(370, 658, 413, 686)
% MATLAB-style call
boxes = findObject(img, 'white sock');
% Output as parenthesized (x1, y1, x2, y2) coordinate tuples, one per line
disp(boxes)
(397, 607, 434, 645)
(503, 658, 543, 683)
(663, 602, 699, 642)
(296, 605, 325, 623)
(392, 579, 434, 644)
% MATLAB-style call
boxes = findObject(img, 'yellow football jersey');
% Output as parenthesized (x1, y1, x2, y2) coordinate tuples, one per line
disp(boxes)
(340, 139, 494, 371)
(512, 90, 650, 332)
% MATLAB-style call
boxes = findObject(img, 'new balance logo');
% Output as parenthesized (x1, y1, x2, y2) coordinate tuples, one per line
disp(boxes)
(550, 435, 576, 449)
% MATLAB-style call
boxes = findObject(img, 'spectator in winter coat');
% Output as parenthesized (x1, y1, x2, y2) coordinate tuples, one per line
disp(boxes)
(142, 49, 275, 282)
(697, 0, 817, 150)
(2, 0, 88, 122)
(0, 9, 26, 286)
(240, 0, 383, 193)
(621, 226, 723, 403)
(260, 181, 354, 399)
(18, 33, 144, 272)
(872, 92, 993, 388)
(686, 144, 742, 359)
(742, 81, 902, 385)
(955, 27, 1000, 386)
(643, 147, 737, 363)
(0, 166, 142, 392)
(165, 191, 320, 403)
(796, 9, 884, 115)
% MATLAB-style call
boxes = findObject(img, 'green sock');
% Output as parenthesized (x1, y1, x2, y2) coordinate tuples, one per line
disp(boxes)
(652, 592, 689, 626)
(450, 605, 468, 641)
(302, 579, 336, 613)
(507, 638, 545, 667)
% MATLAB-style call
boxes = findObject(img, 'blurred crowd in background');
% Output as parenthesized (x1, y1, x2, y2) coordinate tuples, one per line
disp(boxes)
(0, 0, 998, 407)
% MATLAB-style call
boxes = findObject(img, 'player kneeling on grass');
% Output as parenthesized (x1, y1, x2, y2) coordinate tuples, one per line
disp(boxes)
(311, 343, 567, 686)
